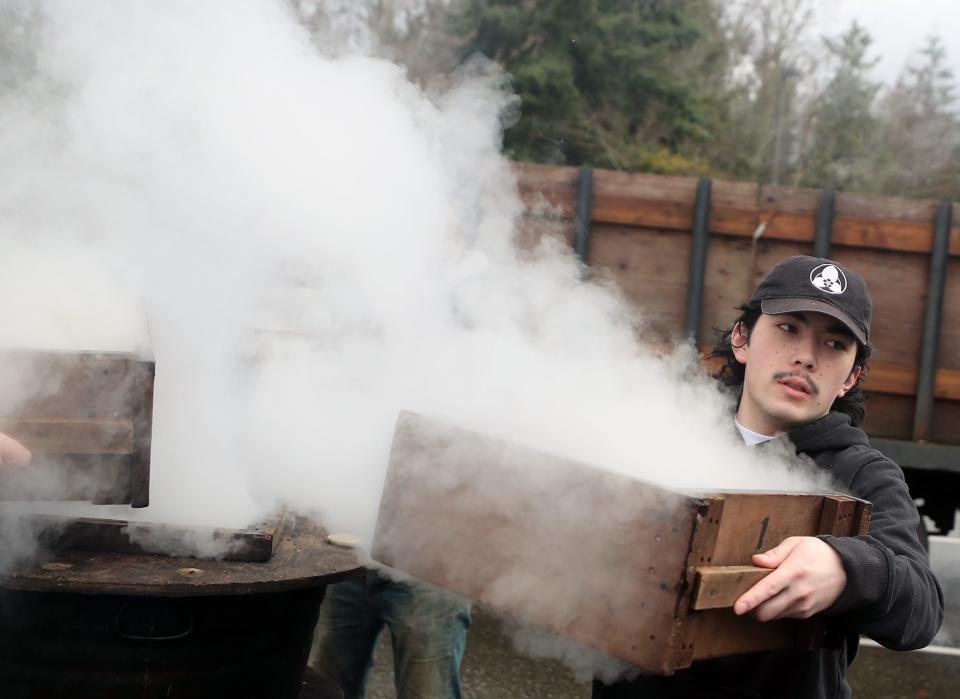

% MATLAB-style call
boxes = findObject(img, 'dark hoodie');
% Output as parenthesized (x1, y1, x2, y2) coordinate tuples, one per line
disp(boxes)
(594, 412, 944, 699)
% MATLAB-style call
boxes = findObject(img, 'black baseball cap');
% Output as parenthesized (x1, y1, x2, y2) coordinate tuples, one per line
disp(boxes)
(748, 256, 872, 345)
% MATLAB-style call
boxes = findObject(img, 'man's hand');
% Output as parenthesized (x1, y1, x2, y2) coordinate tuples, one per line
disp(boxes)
(0, 432, 32, 466)
(733, 536, 847, 622)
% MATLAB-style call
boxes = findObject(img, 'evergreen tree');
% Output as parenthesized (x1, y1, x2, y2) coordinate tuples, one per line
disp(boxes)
(867, 35, 960, 199)
(451, 0, 725, 172)
(799, 22, 880, 190)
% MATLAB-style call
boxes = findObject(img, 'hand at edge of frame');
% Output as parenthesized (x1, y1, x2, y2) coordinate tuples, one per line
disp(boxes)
(0, 432, 32, 467)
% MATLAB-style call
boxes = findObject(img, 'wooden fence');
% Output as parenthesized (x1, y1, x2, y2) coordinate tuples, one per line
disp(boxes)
(514, 162, 960, 463)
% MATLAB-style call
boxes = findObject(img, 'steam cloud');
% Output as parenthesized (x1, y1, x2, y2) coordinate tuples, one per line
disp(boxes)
(0, 0, 832, 544)
(0, 0, 847, 676)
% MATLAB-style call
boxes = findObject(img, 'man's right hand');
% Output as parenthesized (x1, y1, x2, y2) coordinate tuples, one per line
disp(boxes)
(0, 432, 32, 466)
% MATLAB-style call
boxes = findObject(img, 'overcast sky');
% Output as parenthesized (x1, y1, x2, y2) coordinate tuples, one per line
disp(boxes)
(820, 0, 960, 86)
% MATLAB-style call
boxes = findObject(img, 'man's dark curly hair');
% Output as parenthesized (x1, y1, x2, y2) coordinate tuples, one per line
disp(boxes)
(709, 299, 873, 426)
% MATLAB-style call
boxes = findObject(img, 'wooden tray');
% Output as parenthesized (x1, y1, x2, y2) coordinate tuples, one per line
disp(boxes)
(0, 350, 154, 506)
(372, 412, 871, 675)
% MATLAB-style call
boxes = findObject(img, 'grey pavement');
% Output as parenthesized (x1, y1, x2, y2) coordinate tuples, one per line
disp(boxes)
(362, 606, 959, 699)
(365, 606, 590, 699)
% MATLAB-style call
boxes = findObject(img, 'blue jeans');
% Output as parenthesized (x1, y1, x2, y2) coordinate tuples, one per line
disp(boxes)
(310, 572, 472, 699)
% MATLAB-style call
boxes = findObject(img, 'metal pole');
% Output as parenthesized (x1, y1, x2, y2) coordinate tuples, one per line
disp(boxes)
(573, 167, 594, 264)
(684, 178, 712, 343)
(913, 200, 953, 441)
(814, 190, 835, 259)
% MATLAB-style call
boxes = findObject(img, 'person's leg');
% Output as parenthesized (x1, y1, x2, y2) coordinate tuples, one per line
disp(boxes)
(310, 575, 384, 699)
(373, 575, 472, 699)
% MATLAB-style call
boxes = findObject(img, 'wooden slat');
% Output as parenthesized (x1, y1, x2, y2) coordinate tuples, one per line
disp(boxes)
(588, 224, 690, 344)
(687, 610, 829, 661)
(515, 162, 578, 216)
(865, 362, 960, 401)
(699, 354, 960, 402)
(129, 361, 154, 507)
(708, 493, 836, 565)
(0, 418, 133, 454)
(514, 163, 960, 256)
(691, 565, 772, 610)
(0, 456, 131, 502)
(818, 496, 858, 537)
(670, 497, 726, 669)
(0, 351, 139, 419)
(14, 512, 287, 563)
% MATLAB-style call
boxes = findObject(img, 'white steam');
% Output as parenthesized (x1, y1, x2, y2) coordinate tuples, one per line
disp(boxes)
(0, 2, 830, 549)
(0, 0, 848, 682)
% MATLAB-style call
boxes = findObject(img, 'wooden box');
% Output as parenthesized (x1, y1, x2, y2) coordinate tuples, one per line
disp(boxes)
(0, 350, 154, 507)
(372, 412, 871, 675)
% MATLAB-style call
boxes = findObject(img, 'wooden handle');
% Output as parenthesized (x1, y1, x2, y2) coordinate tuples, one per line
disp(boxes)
(691, 565, 773, 610)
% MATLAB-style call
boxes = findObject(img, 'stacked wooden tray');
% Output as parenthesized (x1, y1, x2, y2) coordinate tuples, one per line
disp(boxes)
(373, 412, 871, 674)
(0, 350, 154, 506)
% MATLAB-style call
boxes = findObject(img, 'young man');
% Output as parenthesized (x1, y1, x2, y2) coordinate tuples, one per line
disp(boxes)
(595, 255, 943, 698)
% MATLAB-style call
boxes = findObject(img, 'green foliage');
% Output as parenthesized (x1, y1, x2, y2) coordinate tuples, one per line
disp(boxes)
(451, 0, 720, 172)
(298, 1, 960, 199)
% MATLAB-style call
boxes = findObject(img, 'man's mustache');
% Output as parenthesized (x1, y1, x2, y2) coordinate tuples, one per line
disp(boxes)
(773, 370, 820, 396)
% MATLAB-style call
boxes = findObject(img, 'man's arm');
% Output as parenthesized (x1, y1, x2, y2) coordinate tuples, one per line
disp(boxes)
(0, 432, 31, 466)
(736, 455, 943, 650)
(816, 456, 943, 649)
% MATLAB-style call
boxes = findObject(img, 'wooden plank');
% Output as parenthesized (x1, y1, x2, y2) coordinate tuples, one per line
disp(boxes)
(835, 191, 940, 222)
(691, 565, 772, 610)
(706, 493, 829, 565)
(670, 497, 726, 670)
(931, 400, 960, 446)
(862, 393, 914, 442)
(818, 496, 858, 537)
(10, 511, 287, 563)
(0, 351, 140, 419)
(864, 363, 960, 401)
(587, 224, 690, 344)
(0, 456, 131, 502)
(0, 418, 133, 454)
(591, 169, 698, 231)
(830, 246, 928, 369)
(372, 411, 701, 675)
(515, 162, 578, 217)
(687, 610, 830, 661)
(589, 188, 957, 254)
(514, 163, 960, 256)
(854, 501, 873, 536)
(129, 361, 154, 507)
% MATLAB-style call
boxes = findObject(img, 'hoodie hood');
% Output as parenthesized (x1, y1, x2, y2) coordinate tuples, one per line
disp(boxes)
(788, 411, 871, 458)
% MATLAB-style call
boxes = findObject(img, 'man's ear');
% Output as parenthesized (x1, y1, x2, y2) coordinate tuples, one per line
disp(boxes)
(838, 366, 862, 397)
(731, 321, 749, 365)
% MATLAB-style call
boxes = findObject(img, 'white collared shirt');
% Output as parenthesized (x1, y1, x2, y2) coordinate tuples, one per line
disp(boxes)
(735, 418, 778, 446)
